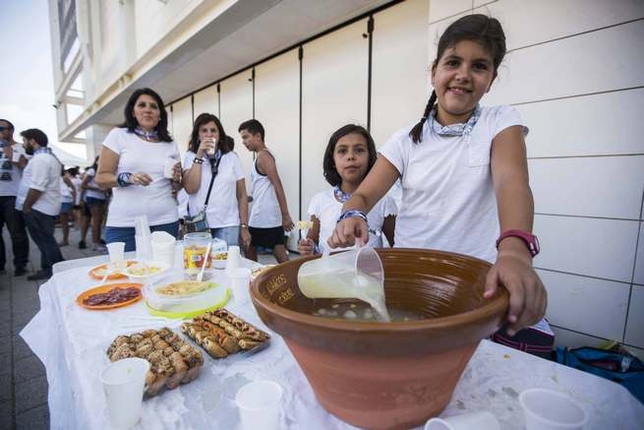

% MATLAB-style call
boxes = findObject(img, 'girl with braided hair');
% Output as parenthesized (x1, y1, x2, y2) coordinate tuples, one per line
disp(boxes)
(329, 14, 547, 339)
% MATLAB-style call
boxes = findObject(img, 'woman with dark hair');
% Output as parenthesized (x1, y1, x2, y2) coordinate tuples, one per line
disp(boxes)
(298, 124, 396, 256)
(96, 88, 182, 251)
(182, 113, 250, 249)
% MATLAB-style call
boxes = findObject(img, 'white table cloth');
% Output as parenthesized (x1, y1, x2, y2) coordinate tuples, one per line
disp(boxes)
(21, 257, 644, 430)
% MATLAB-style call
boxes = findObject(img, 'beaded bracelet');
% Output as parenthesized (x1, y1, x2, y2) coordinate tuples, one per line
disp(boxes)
(117, 172, 132, 187)
(193, 157, 204, 165)
(337, 209, 368, 223)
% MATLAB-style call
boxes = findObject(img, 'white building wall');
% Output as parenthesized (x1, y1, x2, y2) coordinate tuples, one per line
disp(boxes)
(429, 0, 644, 354)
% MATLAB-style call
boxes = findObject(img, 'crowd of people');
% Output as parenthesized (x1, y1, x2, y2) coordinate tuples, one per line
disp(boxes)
(0, 15, 547, 339)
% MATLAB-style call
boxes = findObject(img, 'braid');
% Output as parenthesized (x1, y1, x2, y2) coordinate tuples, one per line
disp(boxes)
(409, 90, 437, 144)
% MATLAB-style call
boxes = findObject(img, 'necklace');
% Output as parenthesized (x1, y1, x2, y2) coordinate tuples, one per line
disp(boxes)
(334, 186, 352, 203)
(134, 126, 159, 141)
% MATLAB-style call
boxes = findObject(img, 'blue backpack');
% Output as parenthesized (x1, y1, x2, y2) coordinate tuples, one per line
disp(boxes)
(556, 347, 644, 403)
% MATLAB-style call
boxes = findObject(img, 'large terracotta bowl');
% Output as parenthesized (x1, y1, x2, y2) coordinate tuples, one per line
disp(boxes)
(250, 248, 508, 430)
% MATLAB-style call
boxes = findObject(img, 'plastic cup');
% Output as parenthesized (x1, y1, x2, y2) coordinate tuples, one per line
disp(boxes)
(135, 235, 152, 262)
(101, 357, 150, 429)
(151, 232, 176, 269)
(226, 245, 241, 273)
(425, 411, 500, 430)
(297, 247, 383, 297)
(519, 388, 588, 430)
(229, 267, 252, 302)
(163, 158, 177, 179)
(107, 242, 125, 264)
(236, 380, 282, 430)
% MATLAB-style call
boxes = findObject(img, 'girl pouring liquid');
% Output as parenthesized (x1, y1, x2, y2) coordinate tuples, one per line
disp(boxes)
(329, 14, 548, 341)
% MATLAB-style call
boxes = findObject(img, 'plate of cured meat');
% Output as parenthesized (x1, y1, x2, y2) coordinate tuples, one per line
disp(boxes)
(76, 282, 143, 310)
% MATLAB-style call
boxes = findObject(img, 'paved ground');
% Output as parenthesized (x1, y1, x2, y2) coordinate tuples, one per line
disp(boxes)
(0, 224, 289, 430)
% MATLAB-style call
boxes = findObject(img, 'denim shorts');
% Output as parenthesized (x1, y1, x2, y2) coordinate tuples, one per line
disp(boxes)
(211, 226, 240, 247)
(60, 202, 72, 214)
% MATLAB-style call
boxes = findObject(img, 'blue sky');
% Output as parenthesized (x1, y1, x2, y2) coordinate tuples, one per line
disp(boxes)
(0, 0, 87, 163)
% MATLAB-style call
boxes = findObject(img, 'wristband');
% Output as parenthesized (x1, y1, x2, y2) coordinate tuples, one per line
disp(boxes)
(117, 172, 132, 187)
(337, 209, 368, 224)
(193, 157, 204, 165)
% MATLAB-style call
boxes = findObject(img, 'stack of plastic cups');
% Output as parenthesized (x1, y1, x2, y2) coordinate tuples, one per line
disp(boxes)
(226, 246, 251, 303)
(151, 231, 175, 269)
(134, 215, 152, 262)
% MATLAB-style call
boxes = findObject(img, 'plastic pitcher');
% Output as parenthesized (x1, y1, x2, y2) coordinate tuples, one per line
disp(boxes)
(297, 247, 389, 321)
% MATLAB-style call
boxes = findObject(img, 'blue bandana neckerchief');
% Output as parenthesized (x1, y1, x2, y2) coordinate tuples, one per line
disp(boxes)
(34, 147, 53, 155)
(334, 186, 352, 203)
(134, 127, 159, 141)
(429, 104, 481, 136)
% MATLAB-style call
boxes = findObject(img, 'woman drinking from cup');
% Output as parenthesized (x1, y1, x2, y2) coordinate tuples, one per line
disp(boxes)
(182, 113, 251, 249)
(96, 88, 182, 252)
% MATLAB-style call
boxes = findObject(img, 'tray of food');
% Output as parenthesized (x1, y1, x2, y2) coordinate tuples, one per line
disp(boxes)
(181, 309, 270, 360)
(77, 282, 143, 310)
(88, 260, 137, 281)
(143, 278, 231, 319)
(106, 327, 204, 397)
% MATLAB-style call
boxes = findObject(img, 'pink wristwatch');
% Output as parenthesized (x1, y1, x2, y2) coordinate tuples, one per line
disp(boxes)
(496, 229, 540, 257)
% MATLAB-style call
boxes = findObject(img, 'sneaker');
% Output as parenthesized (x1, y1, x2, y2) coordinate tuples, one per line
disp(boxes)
(14, 267, 27, 276)
(79, 240, 87, 249)
(27, 270, 52, 281)
(93, 244, 107, 252)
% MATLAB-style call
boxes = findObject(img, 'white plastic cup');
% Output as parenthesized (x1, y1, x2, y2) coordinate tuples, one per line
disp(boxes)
(425, 411, 500, 430)
(163, 158, 177, 179)
(229, 267, 252, 301)
(101, 357, 150, 429)
(236, 380, 282, 430)
(151, 233, 176, 269)
(135, 235, 152, 262)
(226, 245, 241, 273)
(519, 388, 588, 430)
(107, 242, 125, 264)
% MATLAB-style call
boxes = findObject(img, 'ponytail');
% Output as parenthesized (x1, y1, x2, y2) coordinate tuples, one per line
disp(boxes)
(409, 90, 437, 144)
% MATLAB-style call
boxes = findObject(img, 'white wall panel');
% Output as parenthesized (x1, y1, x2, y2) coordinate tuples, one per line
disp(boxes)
(193, 85, 219, 118)
(428, 0, 644, 53)
(255, 50, 301, 250)
(219, 70, 254, 191)
(529, 156, 644, 220)
(534, 215, 639, 282)
(538, 270, 629, 340)
(301, 19, 369, 224)
(625, 285, 644, 347)
(518, 89, 644, 158)
(428, 0, 471, 23)
(486, 21, 644, 105)
(371, 0, 429, 148)
(635, 222, 644, 285)
(171, 97, 193, 157)
(551, 326, 607, 349)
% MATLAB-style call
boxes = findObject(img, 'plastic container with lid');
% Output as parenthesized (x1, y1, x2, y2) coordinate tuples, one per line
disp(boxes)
(183, 233, 227, 279)
(143, 271, 231, 318)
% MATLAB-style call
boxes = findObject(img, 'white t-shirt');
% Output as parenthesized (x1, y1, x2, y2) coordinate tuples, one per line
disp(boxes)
(378, 105, 526, 263)
(102, 128, 180, 227)
(83, 167, 106, 200)
(249, 149, 282, 228)
(16, 150, 62, 216)
(60, 178, 73, 203)
(308, 187, 397, 254)
(70, 176, 82, 205)
(183, 151, 245, 228)
(0, 143, 26, 197)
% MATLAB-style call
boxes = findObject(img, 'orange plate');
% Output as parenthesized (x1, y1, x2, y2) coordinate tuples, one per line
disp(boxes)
(76, 282, 143, 310)
(88, 260, 137, 280)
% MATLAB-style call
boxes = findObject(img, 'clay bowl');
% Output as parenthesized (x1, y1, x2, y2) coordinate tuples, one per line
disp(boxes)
(250, 248, 508, 430)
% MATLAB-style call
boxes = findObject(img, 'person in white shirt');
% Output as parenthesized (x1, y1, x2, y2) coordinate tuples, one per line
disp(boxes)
(182, 113, 250, 248)
(239, 119, 294, 263)
(96, 88, 182, 252)
(330, 15, 546, 339)
(80, 156, 107, 251)
(58, 168, 76, 246)
(17, 128, 63, 281)
(298, 124, 396, 256)
(0, 118, 29, 275)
